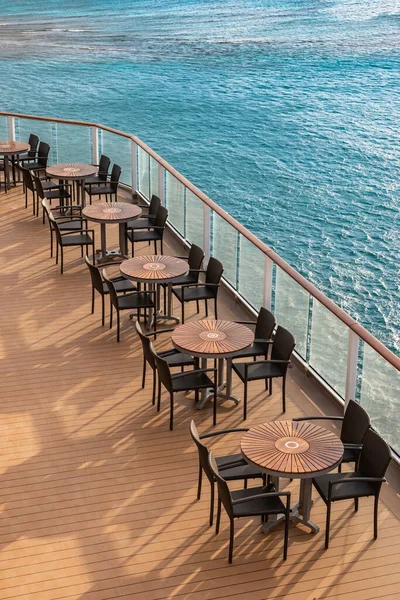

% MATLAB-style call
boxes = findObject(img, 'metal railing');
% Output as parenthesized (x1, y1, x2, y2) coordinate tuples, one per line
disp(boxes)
(1, 111, 399, 454)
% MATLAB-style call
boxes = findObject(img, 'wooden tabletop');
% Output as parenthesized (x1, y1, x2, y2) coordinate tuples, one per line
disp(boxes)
(241, 420, 344, 479)
(0, 141, 30, 155)
(172, 319, 254, 358)
(82, 202, 142, 224)
(46, 163, 97, 179)
(120, 255, 189, 283)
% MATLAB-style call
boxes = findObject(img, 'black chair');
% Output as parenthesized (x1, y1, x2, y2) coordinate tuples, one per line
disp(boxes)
(136, 321, 195, 406)
(33, 174, 72, 220)
(126, 194, 161, 231)
(232, 325, 295, 420)
(190, 420, 266, 526)
(172, 256, 223, 323)
(126, 205, 168, 257)
(19, 141, 50, 175)
(102, 269, 156, 342)
(150, 343, 217, 431)
(209, 451, 290, 563)
(85, 154, 111, 185)
(160, 243, 204, 313)
(85, 256, 136, 326)
(232, 308, 276, 360)
(42, 199, 86, 258)
(17, 133, 39, 163)
(84, 163, 121, 203)
(49, 212, 95, 274)
(312, 429, 392, 549)
(294, 399, 371, 472)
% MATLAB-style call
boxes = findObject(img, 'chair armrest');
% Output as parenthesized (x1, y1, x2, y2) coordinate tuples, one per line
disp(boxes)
(171, 367, 217, 380)
(254, 338, 273, 345)
(53, 204, 81, 213)
(293, 416, 344, 422)
(60, 228, 94, 236)
(200, 428, 249, 439)
(235, 320, 257, 326)
(232, 491, 290, 505)
(329, 476, 385, 488)
(343, 443, 362, 450)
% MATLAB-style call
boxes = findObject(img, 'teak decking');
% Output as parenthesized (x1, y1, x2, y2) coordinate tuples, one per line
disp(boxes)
(0, 185, 400, 600)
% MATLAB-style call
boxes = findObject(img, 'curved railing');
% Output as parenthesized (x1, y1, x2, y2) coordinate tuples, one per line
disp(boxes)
(1, 110, 399, 453)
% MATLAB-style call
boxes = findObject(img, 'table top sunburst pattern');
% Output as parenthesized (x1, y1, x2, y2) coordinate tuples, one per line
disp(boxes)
(172, 319, 254, 357)
(0, 141, 30, 155)
(241, 420, 343, 476)
(120, 255, 189, 282)
(46, 163, 97, 179)
(82, 202, 142, 223)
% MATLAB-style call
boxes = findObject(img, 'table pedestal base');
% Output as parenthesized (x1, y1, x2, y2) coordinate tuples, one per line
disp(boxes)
(196, 358, 240, 409)
(261, 508, 319, 534)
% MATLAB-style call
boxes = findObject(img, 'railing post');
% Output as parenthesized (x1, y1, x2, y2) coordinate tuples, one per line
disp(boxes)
(263, 256, 273, 311)
(158, 163, 165, 206)
(131, 140, 137, 197)
(8, 116, 15, 141)
(345, 330, 359, 407)
(203, 205, 211, 264)
(91, 127, 98, 165)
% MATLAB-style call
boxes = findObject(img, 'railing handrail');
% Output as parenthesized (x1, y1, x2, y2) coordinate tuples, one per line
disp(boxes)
(2, 110, 399, 371)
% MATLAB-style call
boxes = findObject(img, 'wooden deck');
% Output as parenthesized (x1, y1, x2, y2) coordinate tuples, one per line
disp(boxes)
(1, 185, 400, 600)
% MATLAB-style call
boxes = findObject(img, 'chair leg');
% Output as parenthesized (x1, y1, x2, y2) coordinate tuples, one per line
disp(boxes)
(55, 242, 59, 264)
(209, 481, 214, 526)
(110, 304, 113, 329)
(283, 503, 290, 560)
(116, 312, 120, 342)
(101, 295, 105, 326)
(338, 462, 342, 473)
(325, 501, 331, 549)
(216, 496, 222, 534)
(91, 287, 95, 314)
(282, 375, 286, 412)
(196, 299, 200, 314)
(169, 392, 174, 431)
(205, 299, 208, 317)
(152, 369, 156, 406)
(354, 497, 359, 512)
(374, 495, 379, 539)
(157, 380, 161, 412)
(197, 462, 202, 500)
(244, 479, 248, 490)
(50, 231, 53, 258)
(229, 520, 235, 563)
(214, 297, 218, 319)
(269, 378, 272, 396)
(142, 357, 146, 389)
(182, 301, 185, 324)
(60, 247, 64, 275)
(243, 381, 248, 420)
(161, 238, 164, 254)
(213, 383, 217, 426)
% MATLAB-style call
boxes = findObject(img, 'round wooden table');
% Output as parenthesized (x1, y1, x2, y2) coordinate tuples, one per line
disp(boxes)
(120, 255, 189, 322)
(241, 420, 344, 533)
(46, 163, 97, 206)
(0, 141, 30, 189)
(172, 319, 254, 406)
(82, 202, 142, 260)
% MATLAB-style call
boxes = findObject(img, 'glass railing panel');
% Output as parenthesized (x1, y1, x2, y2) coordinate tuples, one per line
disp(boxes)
(360, 344, 400, 453)
(185, 190, 204, 249)
(274, 267, 309, 359)
(165, 172, 185, 236)
(309, 301, 348, 397)
(100, 130, 131, 186)
(15, 118, 54, 163)
(137, 146, 150, 200)
(0, 116, 9, 139)
(149, 157, 159, 199)
(238, 235, 264, 311)
(54, 123, 92, 165)
(212, 212, 238, 287)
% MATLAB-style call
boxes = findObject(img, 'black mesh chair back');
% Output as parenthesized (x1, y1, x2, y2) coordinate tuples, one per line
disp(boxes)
(150, 344, 173, 394)
(341, 399, 370, 446)
(149, 194, 161, 217)
(208, 452, 235, 520)
(110, 164, 122, 192)
(135, 321, 156, 371)
(154, 205, 168, 229)
(188, 244, 204, 277)
(22, 168, 35, 193)
(205, 257, 224, 291)
(37, 142, 50, 168)
(358, 429, 391, 478)
(84, 256, 104, 296)
(102, 269, 120, 310)
(28, 134, 39, 157)
(254, 307, 276, 341)
(98, 154, 111, 178)
(189, 420, 214, 484)
(271, 326, 295, 362)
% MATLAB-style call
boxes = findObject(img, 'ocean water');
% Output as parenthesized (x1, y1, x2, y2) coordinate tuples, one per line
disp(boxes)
(1, 0, 399, 354)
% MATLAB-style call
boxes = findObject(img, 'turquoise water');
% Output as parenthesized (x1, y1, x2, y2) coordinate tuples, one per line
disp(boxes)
(1, 0, 400, 353)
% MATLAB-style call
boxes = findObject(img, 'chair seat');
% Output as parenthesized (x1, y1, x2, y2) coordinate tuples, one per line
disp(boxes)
(21, 162, 44, 171)
(85, 185, 115, 195)
(232, 485, 285, 517)
(102, 278, 136, 295)
(44, 189, 71, 200)
(171, 371, 214, 393)
(232, 360, 284, 382)
(218, 455, 264, 481)
(312, 471, 377, 502)
(230, 342, 270, 360)
(61, 233, 94, 246)
(216, 453, 245, 469)
(126, 230, 162, 242)
(58, 220, 83, 232)
(159, 348, 195, 367)
(42, 180, 63, 191)
(117, 292, 154, 310)
(172, 286, 216, 302)
(127, 217, 155, 229)
(342, 445, 361, 464)
(166, 273, 197, 287)
(85, 175, 107, 185)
